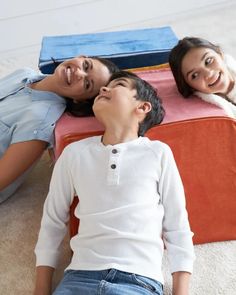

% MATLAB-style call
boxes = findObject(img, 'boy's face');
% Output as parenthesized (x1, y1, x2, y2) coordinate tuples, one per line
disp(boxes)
(93, 77, 140, 123)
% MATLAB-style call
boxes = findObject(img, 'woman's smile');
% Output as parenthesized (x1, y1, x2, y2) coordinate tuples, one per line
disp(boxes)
(65, 67, 72, 85)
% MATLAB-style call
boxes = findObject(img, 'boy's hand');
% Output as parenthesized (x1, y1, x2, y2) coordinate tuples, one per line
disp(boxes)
(172, 271, 191, 295)
(33, 266, 55, 295)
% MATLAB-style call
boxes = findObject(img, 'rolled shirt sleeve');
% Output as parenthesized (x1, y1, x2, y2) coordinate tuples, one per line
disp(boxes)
(35, 147, 76, 267)
(159, 145, 195, 273)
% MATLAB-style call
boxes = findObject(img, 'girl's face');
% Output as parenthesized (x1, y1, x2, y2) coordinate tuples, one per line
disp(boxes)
(181, 47, 233, 95)
(52, 56, 111, 101)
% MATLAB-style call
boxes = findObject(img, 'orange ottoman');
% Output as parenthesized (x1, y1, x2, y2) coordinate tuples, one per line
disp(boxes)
(54, 68, 236, 245)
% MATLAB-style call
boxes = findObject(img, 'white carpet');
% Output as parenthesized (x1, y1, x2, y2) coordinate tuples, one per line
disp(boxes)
(1, 3, 236, 294)
(163, 241, 236, 294)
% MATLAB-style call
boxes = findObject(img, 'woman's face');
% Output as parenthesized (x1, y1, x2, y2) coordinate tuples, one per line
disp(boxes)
(52, 56, 111, 101)
(181, 47, 233, 95)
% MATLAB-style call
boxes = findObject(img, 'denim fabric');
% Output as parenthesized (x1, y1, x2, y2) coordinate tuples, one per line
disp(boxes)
(0, 68, 66, 202)
(53, 269, 163, 295)
(0, 68, 66, 149)
(0, 165, 32, 203)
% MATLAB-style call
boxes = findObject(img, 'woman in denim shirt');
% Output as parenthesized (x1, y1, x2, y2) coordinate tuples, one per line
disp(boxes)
(0, 56, 118, 203)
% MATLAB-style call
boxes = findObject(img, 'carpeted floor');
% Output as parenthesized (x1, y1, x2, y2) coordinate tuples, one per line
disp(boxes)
(1, 2, 236, 294)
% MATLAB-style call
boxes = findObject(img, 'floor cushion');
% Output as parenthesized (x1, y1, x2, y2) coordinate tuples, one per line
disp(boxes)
(53, 67, 236, 244)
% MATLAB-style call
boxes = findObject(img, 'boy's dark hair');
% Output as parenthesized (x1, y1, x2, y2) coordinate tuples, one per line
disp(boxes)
(109, 71, 165, 136)
(51, 56, 119, 117)
(169, 37, 221, 97)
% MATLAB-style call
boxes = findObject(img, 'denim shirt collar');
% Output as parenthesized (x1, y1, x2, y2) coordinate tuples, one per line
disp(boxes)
(0, 69, 65, 104)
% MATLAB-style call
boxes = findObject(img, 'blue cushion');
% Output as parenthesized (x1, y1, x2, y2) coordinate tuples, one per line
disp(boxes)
(39, 26, 178, 74)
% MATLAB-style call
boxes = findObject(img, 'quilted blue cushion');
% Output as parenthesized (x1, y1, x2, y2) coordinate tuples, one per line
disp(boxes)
(39, 26, 178, 73)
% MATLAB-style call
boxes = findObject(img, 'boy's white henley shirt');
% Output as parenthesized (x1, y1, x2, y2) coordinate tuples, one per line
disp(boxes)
(35, 136, 195, 284)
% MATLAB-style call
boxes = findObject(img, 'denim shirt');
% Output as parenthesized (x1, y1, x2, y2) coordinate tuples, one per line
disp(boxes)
(0, 68, 66, 156)
(0, 68, 66, 202)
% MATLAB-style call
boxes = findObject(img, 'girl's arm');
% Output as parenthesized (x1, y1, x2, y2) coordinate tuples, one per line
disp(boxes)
(172, 271, 191, 295)
(33, 266, 55, 295)
(0, 140, 47, 190)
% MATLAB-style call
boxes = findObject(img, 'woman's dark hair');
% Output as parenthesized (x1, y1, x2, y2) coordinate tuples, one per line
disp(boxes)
(169, 37, 221, 97)
(51, 56, 119, 117)
(109, 71, 165, 136)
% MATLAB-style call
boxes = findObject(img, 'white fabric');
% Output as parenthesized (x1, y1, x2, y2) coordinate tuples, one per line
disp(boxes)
(195, 54, 236, 118)
(35, 136, 195, 284)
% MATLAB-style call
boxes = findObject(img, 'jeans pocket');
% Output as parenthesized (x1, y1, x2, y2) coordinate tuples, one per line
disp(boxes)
(131, 274, 163, 294)
(63, 269, 77, 279)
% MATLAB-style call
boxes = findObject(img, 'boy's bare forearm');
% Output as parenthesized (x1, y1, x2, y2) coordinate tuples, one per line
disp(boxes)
(33, 266, 55, 295)
(172, 271, 191, 295)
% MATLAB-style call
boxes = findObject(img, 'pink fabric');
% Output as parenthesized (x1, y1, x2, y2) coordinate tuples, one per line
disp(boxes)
(136, 68, 227, 123)
(54, 68, 227, 159)
(53, 68, 236, 244)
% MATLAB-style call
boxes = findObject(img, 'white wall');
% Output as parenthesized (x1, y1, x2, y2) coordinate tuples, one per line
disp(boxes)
(0, 0, 232, 59)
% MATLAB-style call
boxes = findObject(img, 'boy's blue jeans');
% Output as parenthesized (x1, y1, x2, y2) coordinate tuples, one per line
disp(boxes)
(53, 268, 163, 295)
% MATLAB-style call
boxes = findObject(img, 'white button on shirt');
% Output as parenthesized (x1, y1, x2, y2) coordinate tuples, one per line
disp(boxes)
(107, 146, 121, 185)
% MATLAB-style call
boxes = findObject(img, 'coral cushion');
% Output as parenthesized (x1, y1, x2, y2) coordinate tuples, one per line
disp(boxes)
(54, 68, 236, 245)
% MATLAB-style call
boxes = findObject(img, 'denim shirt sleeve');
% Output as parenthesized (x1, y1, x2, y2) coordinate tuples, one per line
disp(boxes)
(0, 68, 66, 153)
(11, 96, 66, 148)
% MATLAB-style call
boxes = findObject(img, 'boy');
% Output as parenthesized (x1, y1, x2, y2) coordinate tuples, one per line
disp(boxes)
(34, 71, 195, 295)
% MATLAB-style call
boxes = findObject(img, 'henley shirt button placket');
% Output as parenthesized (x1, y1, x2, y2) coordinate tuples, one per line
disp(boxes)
(112, 149, 118, 154)
(107, 148, 120, 185)
(111, 149, 118, 169)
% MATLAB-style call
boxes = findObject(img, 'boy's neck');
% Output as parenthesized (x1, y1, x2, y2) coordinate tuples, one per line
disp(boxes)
(101, 127, 139, 146)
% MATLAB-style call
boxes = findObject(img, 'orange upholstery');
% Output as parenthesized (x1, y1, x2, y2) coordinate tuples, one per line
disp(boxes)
(146, 117, 236, 244)
(54, 68, 236, 245)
